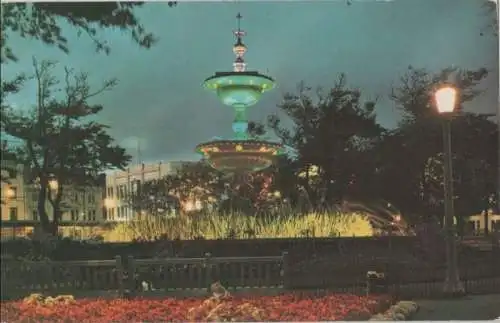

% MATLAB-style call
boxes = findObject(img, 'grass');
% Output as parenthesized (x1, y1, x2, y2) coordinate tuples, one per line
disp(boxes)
(102, 210, 374, 242)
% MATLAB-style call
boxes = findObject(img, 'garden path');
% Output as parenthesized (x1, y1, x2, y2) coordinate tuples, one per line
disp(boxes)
(412, 294, 500, 320)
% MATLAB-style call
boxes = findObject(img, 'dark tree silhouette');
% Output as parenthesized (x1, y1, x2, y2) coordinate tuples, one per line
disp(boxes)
(1, 59, 130, 235)
(267, 75, 384, 207)
(1, 2, 176, 62)
(378, 66, 493, 226)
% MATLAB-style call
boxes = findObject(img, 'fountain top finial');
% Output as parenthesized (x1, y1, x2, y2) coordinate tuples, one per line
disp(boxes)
(232, 13, 247, 72)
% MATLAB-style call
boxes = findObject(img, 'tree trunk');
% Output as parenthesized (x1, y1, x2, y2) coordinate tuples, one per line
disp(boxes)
(37, 185, 51, 233)
(51, 208, 62, 237)
(483, 208, 489, 236)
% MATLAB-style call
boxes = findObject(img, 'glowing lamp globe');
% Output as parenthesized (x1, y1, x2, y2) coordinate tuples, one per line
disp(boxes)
(435, 86, 457, 114)
(204, 72, 275, 108)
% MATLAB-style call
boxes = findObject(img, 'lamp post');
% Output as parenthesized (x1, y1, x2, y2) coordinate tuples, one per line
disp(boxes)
(434, 85, 464, 296)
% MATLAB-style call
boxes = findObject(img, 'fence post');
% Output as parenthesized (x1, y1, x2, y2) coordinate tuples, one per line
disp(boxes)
(282, 251, 291, 289)
(204, 252, 212, 288)
(115, 256, 124, 297)
(127, 255, 136, 297)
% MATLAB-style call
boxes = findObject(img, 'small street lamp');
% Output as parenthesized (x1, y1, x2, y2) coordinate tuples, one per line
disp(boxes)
(48, 180, 59, 190)
(434, 85, 464, 296)
(4, 187, 16, 199)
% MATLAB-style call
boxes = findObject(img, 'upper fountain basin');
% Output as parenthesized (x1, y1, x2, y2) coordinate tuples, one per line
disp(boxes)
(203, 71, 275, 108)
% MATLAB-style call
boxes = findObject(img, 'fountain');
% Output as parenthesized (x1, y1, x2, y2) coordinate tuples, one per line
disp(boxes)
(196, 13, 284, 173)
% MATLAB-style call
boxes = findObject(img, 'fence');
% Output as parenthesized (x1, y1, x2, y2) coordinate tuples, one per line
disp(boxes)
(128, 253, 285, 295)
(287, 256, 500, 299)
(1, 256, 124, 300)
(2, 252, 499, 300)
(1, 253, 286, 300)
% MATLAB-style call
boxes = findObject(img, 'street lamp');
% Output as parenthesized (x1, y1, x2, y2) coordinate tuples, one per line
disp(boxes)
(4, 187, 16, 199)
(48, 180, 58, 190)
(434, 85, 464, 296)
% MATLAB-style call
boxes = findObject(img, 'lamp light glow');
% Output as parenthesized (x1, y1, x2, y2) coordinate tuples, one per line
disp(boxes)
(104, 198, 116, 208)
(5, 187, 16, 198)
(48, 180, 58, 190)
(435, 86, 457, 114)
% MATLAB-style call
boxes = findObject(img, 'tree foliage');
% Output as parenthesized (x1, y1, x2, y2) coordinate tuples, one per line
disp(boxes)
(376, 66, 493, 224)
(1, 2, 176, 62)
(1, 58, 130, 234)
(127, 160, 283, 217)
(267, 75, 384, 207)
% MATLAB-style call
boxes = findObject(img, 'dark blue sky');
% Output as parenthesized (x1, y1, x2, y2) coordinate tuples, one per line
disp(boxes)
(3, 0, 498, 163)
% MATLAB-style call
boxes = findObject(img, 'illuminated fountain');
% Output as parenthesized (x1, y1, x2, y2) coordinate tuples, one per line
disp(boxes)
(196, 13, 284, 173)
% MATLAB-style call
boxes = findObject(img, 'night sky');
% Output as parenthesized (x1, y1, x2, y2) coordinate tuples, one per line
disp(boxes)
(3, 0, 498, 163)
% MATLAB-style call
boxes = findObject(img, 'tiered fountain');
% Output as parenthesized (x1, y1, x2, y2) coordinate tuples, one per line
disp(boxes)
(196, 13, 284, 173)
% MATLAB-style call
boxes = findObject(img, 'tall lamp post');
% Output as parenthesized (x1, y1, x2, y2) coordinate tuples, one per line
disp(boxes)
(434, 86, 465, 296)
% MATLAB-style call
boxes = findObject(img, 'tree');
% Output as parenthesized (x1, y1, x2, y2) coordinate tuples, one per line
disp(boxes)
(1, 2, 176, 62)
(267, 76, 384, 207)
(127, 160, 283, 216)
(378, 66, 492, 225)
(1, 75, 27, 184)
(480, 0, 498, 37)
(1, 58, 130, 235)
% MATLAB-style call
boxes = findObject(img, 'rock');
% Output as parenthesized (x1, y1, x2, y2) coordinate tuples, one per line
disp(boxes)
(369, 300, 419, 321)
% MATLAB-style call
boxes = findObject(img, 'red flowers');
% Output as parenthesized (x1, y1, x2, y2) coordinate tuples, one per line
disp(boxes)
(1, 292, 390, 322)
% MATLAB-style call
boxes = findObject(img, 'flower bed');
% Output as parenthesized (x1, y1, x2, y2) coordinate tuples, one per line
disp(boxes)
(1, 292, 391, 322)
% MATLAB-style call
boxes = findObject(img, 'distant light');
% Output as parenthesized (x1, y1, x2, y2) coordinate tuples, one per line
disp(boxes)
(48, 180, 58, 190)
(5, 187, 16, 198)
(104, 198, 116, 208)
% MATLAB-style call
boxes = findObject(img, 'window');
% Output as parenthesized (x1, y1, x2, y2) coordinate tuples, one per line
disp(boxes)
(71, 210, 77, 221)
(91, 210, 96, 221)
(9, 207, 18, 221)
(118, 185, 125, 199)
(32, 210, 38, 221)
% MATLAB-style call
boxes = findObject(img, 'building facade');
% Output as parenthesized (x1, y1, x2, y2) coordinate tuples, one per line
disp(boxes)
(104, 161, 189, 221)
(1, 161, 29, 222)
(467, 212, 500, 234)
(1, 161, 105, 224)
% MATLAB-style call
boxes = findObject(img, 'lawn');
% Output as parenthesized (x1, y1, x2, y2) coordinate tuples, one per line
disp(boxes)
(1, 292, 391, 322)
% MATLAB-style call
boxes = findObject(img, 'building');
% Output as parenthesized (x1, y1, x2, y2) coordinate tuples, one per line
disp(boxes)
(1, 161, 29, 222)
(104, 161, 190, 221)
(1, 161, 105, 225)
(467, 211, 500, 234)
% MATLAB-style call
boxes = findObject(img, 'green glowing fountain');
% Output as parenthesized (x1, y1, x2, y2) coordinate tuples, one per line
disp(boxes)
(196, 13, 284, 172)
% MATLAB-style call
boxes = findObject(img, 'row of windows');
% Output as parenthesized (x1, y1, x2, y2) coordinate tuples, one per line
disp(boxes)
(470, 220, 500, 231)
(3, 208, 98, 222)
(5, 186, 99, 202)
(70, 209, 98, 222)
(104, 206, 130, 221)
(106, 180, 141, 200)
